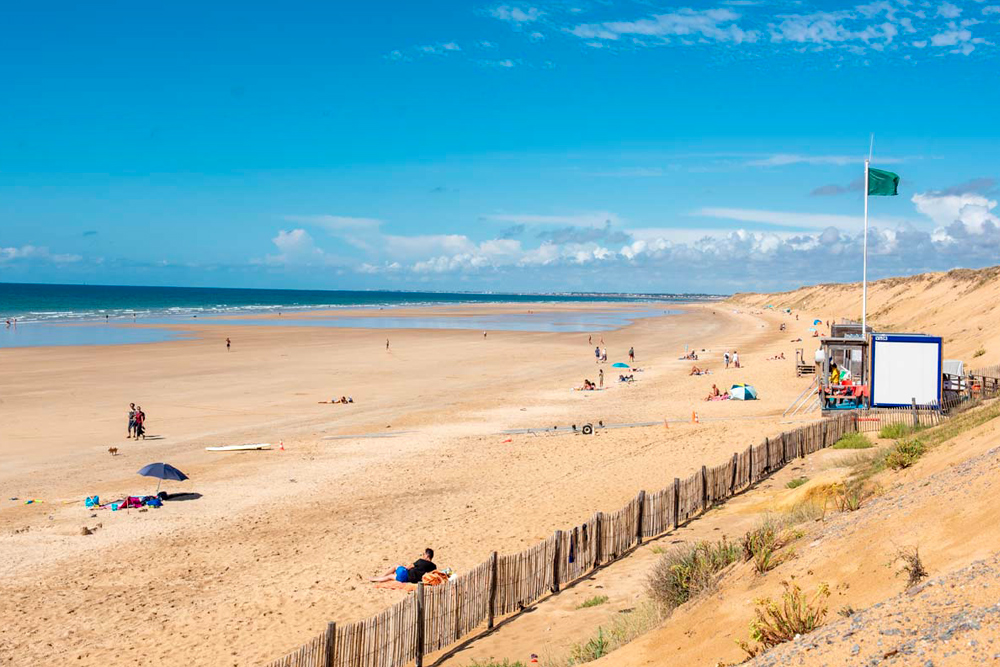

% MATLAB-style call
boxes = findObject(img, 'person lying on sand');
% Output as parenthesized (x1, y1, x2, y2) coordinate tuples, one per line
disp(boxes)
(767, 353, 786, 360)
(690, 365, 711, 376)
(619, 374, 635, 382)
(370, 549, 436, 584)
(318, 396, 355, 404)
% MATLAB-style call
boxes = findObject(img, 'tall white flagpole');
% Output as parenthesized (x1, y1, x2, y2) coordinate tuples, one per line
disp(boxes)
(862, 134, 873, 335)
(863, 158, 869, 334)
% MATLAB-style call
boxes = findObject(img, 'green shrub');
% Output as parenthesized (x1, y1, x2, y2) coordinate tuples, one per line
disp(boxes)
(831, 432, 873, 449)
(565, 603, 663, 664)
(878, 422, 913, 439)
(469, 660, 526, 667)
(785, 476, 808, 489)
(738, 581, 830, 658)
(646, 538, 740, 611)
(577, 595, 609, 609)
(973, 347, 985, 358)
(885, 438, 926, 470)
(740, 520, 801, 574)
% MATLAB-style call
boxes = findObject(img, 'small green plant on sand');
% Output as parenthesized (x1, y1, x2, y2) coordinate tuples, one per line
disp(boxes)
(738, 580, 830, 658)
(832, 479, 873, 512)
(740, 519, 801, 574)
(646, 539, 740, 610)
(469, 660, 526, 667)
(576, 595, 609, 609)
(878, 422, 921, 439)
(565, 603, 663, 664)
(831, 432, 873, 450)
(973, 347, 986, 358)
(786, 476, 808, 489)
(885, 438, 926, 470)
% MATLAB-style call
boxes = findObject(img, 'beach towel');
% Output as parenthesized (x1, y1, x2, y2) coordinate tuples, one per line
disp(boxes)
(421, 570, 450, 586)
(375, 581, 417, 592)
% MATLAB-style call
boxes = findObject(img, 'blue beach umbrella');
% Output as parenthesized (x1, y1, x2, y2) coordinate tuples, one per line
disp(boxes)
(612, 362, 630, 368)
(137, 462, 188, 494)
(730, 384, 758, 401)
(813, 319, 822, 325)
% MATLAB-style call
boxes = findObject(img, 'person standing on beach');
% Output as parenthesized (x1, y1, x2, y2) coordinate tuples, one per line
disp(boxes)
(628, 346, 635, 363)
(594, 346, 600, 361)
(734, 350, 740, 368)
(724, 352, 730, 369)
(588, 334, 592, 345)
(386, 338, 390, 351)
(226, 337, 231, 351)
(127, 403, 136, 438)
(133, 406, 146, 440)
(598, 368, 604, 388)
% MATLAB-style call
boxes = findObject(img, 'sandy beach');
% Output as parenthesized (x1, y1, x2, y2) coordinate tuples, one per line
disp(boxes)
(0, 302, 816, 666)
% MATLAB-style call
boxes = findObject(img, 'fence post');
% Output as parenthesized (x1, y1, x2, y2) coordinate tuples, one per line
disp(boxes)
(415, 583, 425, 667)
(487, 551, 498, 629)
(821, 421, 828, 449)
(594, 512, 603, 567)
(730, 453, 738, 495)
(763, 437, 770, 473)
(672, 478, 680, 529)
(635, 490, 645, 545)
(797, 429, 805, 459)
(551, 530, 562, 593)
(911, 397, 919, 429)
(701, 465, 709, 510)
(324, 622, 336, 667)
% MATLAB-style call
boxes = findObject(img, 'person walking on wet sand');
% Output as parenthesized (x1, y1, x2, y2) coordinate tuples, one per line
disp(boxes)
(133, 406, 146, 440)
(127, 402, 136, 438)
(226, 337, 231, 351)
(386, 338, 390, 351)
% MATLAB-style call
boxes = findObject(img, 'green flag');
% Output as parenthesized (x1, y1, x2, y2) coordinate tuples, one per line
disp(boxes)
(868, 167, 899, 196)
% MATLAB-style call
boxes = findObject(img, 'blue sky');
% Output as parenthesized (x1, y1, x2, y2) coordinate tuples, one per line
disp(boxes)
(2, 0, 1000, 294)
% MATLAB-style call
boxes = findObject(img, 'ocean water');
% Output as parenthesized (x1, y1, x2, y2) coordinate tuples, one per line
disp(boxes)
(0, 282, 712, 348)
(0, 282, 711, 323)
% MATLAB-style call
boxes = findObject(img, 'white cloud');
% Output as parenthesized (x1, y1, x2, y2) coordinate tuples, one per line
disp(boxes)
(482, 211, 621, 227)
(693, 207, 865, 230)
(746, 153, 907, 167)
(937, 2, 962, 19)
(0, 245, 81, 264)
(266, 229, 334, 266)
(570, 8, 758, 44)
(418, 42, 462, 54)
(912, 192, 999, 236)
(490, 5, 543, 23)
(283, 215, 382, 232)
(984, 6, 1000, 16)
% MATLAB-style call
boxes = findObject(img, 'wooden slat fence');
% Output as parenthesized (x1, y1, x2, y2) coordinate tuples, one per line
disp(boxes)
(852, 407, 942, 434)
(494, 535, 556, 616)
(258, 411, 887, 667)
(640, 485, 675, 539)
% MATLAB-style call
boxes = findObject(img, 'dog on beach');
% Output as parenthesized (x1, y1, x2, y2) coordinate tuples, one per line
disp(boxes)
(108, 447, 119, 456)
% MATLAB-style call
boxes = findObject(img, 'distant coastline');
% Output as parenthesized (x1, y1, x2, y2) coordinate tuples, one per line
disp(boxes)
(0, 281, 723, 324)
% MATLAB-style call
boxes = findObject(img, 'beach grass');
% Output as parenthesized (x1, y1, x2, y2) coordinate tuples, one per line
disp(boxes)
(576, 595, 609, 609)
(831, 432, 873, 449)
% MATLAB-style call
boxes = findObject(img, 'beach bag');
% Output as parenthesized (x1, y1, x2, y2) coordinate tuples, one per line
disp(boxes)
(145, 497, 163, 508)
(85, 495, 99, 508)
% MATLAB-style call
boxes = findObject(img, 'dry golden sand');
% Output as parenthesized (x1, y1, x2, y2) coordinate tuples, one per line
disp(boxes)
(442, 267, 1000, 667)
(0, 302, 814, 667)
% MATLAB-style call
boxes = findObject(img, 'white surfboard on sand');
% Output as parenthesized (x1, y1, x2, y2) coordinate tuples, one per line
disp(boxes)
(205, 443, 272, 451)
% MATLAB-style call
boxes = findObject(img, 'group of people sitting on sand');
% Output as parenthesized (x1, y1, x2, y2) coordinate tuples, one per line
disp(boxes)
(579, 378, 599, 390)
(704, 384, 731, 401)
(319, 396, 354, 404)
(619, 373, 635, 383)
(679, 351, 699, 361)
(767, 352, 786, 360)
